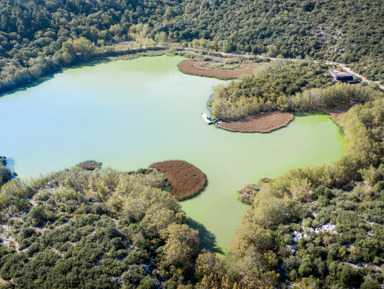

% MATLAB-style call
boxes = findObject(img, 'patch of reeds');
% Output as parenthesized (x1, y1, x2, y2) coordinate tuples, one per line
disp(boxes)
(149, 160, 206, 200)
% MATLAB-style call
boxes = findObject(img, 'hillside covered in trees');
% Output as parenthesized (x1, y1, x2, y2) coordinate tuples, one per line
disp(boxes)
(0, 0, 383, 94)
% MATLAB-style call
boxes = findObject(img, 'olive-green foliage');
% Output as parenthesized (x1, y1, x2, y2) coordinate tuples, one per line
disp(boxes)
(361, 280, 382, 289)
(0, 167, 200, 288)
(0, 165, 12, 187)
(0, 156, 12, 187)
(0, 178, 33, 212)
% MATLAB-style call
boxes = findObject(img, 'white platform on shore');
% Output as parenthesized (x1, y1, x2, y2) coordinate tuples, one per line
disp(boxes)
(201, 113, 213, 124)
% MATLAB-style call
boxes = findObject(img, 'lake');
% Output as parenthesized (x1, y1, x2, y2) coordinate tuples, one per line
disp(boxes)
(0, 55, 344, 256)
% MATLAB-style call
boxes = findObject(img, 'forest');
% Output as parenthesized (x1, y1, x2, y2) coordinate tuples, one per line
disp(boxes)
(0, 0, 383, 95)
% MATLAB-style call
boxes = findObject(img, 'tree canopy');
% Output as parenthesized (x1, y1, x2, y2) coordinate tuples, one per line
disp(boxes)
(0, 0, 383, 95)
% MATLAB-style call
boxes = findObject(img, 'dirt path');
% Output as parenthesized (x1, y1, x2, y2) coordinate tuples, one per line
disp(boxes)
(325, 61, 384, 91)
(109, 44, 383, 91)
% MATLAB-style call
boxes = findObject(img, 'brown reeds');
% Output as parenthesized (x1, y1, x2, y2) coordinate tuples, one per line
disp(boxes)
(177, 59, 254, 79)
(149, 160, 206, 200)
(217, 112, 294, 133)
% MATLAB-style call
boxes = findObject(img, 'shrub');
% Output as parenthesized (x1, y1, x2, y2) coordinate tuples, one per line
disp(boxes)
(76, 160, 102, 170)
(0, 166, 12, 186)
(361, 280, 381, 289)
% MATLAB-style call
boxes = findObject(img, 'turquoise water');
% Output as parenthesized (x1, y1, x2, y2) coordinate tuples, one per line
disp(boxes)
(0, 56, 344, 255)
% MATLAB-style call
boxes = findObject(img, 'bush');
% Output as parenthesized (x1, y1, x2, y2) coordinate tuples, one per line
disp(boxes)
(76, 160, 102, 170)
(0, 166, 12, 186)
(138, 277, 157, 289)
(361, 280, 381, 289)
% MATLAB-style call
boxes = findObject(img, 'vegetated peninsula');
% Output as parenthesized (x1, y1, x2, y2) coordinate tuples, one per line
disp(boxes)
(210, 60, 380, 132)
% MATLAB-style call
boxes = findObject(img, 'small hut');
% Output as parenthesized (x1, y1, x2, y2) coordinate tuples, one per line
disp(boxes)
(330, 70, 354, 82)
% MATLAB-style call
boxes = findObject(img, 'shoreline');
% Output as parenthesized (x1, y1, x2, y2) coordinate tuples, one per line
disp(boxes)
(0, 47, 167, 98)
(177, 59, 254, 80)
(1, 45, 382, 98)
(216, 112, 294, 133)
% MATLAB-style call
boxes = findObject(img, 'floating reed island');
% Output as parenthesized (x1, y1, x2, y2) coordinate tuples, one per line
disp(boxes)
(216, 112, 294, 133)
(149, 160, 207, 200)
(177, 59, 254, 79)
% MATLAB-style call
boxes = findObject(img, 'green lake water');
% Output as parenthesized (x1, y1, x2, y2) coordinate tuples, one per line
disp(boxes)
(0, 55, 344, 255)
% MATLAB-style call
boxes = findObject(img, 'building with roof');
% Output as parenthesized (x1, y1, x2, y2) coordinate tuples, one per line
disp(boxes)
(330, 70, 355, 82)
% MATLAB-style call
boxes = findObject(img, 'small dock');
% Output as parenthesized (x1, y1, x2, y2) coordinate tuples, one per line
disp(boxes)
(201, 113, 213, 124)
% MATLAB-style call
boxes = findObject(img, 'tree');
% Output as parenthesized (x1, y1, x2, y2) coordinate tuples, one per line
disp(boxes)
(138, 276, 157, 289)
(0, 166, 12, 186)
(361, 280, 381, 289)
(162, 224, 200, 272)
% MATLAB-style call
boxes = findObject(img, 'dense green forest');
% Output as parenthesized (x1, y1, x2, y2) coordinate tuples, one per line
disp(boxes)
(0, 0, 383, 94)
